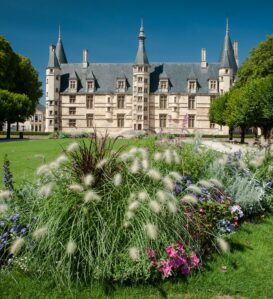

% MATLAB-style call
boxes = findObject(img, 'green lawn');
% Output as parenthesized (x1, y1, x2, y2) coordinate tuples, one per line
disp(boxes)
(0, 215, 272, 298)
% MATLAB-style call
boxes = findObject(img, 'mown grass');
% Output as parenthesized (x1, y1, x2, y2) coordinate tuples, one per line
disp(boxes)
(0, 215, 272, 299)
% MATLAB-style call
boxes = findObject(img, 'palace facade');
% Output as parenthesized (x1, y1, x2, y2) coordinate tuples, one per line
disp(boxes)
(45, 20, 238, 135)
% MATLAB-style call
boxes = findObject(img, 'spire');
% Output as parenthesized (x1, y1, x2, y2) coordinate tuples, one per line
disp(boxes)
(219, 18, 237, 72)
(47, 45, 60, 68)
(134, 19, 149, 65)
(56, 26, 68, 64)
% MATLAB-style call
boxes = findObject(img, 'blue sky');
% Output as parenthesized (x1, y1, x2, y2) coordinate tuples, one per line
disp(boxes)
(0, 0, 272, 103)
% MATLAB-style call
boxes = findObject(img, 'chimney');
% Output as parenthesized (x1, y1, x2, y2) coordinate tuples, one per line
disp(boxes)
(233, 40, 239, 66)
(201, 48, 207, 68)
(83, 48, 88, 68)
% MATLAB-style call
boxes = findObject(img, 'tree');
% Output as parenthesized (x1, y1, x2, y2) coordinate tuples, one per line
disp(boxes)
(236, 35, 273, 87)
(0, 89, 30, 139)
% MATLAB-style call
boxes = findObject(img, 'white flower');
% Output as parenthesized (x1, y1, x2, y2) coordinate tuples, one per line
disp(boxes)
(36, 164, 51, 176)
(38, 183, 53, 198)
(113, 173, 122, 186)
(167, 201, 177, 214)
(96, 158, 108, 169)
(67, 142, 79, 152)
(156, 190, 168, 203)
(130, 158, 140, 174)
(10, 238, 25, 255)
(154, 152, 162, 161)
(33, 226, 48, 239)
(217, 238, 230, 252)
(162, 176, 174, 190)
(187, 184, 202, 195)
(83, 174, 94, 186)
(0, 204, 8, 213)
(149, 200, 161, 213)
(169, 171, 182, 181)
(144, 224, 158, 240)
(128, 200, 140, 211)
(84, 190, 100, 203)
(142, 159, 149, 170)
(181, 194, 198, 204)
(147, 169, 162, 181)
(138, 191, 148, 202)
(129, 247, 140, 261)
(69, 184, 84, 192)
(0, 190, 12, 200)
(164, 149, 173, 164)
(66, 240, 77, 255)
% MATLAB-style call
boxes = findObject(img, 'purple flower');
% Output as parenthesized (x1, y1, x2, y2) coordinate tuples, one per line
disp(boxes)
(160, 260, 173, 278)
(166, 245, 177, 258)
(10, 214, 20, 222)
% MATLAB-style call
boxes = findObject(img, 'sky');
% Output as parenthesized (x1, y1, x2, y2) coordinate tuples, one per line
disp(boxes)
(0, 0, 272, 103)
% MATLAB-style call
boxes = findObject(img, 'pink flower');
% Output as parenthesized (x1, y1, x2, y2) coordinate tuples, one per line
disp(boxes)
(146, 248, 158, 267)
(190, 253, 200, 268)
(166, 245, 177, 258)
(171, 255, 187, 269)
(181, 265, 190, 275)
(176, 240, 185, 253)
(160, 260, 173, 278)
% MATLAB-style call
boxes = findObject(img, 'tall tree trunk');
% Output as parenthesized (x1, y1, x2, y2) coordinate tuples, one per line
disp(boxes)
(254, 126, 258, 142)
(240, 126, 246, 144)
(16, 122, 19, 131)
(6, 121, 11, 139)
(229, 127, 234, 141)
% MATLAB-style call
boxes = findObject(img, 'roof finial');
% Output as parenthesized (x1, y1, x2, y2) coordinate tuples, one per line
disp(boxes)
(141, 18, 144, 29)
(58, 24, 61, 40)
(226, 17, 229, 34)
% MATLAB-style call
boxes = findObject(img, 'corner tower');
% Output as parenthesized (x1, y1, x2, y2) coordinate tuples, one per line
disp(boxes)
(132, 20, 150, 131)
(218, 18, 238, 94)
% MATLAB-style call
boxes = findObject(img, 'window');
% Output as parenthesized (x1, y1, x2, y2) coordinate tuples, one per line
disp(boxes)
(138, 77, 143, 82)
(39, 125, 41, 131)
(56, 75, 59, 80)
(55, 88, 58, 92)
(137, 115, 142, 121)
(144, 88, 148, 93)
(160, 80, 168, 89)
(144, 116, 148, 120)
(49, 120, 53, 125)
(225, 69, 229, 74)
(188, 96, 195, 110)
(117, 80, 125, 89)
(108, 97, 111, 103)
(138, 66, 143, 72)
(87, 80, 94, 91)
(144, 78, 148, 84)
(210, 122, 215, 129)
(50, 69, 53, 74)
(174, 107, 178, 112)
(159, 95, 167, 109)
(35, 115, 38, 121)
(138, 96, 142, 102)
(107, 107, 111, 112)
(144, 67, 148, 72)
(49, 101, 53, 106)
(69, 119, 76, 127)
(159, 114, 167, 128)
(174, 97, 177, 103)
(209, 80, 217, 90)
(137, 106, 142, 111)
(144, 106, 147, 111)
(69, 107, 76, 115)
(144, 97, 148, 103)
(54, 111, 58, 115)
(46, 79, 48, 84)
(188, 115, 195, 128)
(86, 114, 93, 127)
(138, 87, 143, 93)
(69, 95, 76, 104)
(69, 80, 76, 89)
(117, 114, 125, 128)
(188, 80, 196, 90)
(117, 95, 125, 109)
(86, 95, 93, 109)
(220, 89, 224, 94)
(49, 110, 53, 116)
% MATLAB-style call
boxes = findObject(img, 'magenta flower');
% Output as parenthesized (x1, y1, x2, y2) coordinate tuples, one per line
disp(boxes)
(166, 245, 177, 258)
(160, 260, 173, 278)
(176, 240, 185, 253)
(170, 255, 187, 269)
(181, 265, 190, 275)
(190, 252, 200, 268)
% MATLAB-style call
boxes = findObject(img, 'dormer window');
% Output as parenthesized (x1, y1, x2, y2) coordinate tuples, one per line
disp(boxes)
(188, 80, 196, 90)
(209, 80, 217, 90)
(117, 80, 125, 89)
(69, 80, 77, 91)
(160, 80, 168, 90)
(87, 80, 94, 92)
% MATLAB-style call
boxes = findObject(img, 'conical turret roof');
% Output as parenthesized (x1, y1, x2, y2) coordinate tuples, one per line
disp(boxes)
(47, 45, 60, 68)
(135, 19, 149, 65)
(56, 26, 68, 64)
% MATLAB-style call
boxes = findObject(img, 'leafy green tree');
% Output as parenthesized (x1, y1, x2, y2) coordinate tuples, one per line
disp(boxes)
(236, 35, 273, 87)
(0, 89, 30, 139)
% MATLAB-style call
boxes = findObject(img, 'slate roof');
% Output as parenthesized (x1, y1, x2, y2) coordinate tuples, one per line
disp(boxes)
(47, 45, 60, 68)
(37, 103, 45, 112)
(56, 27, 68, 64)
(59, 62, 221, 94)
(135, 22, 149, 65)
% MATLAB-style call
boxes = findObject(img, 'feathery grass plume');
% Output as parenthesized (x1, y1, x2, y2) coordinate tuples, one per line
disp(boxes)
(96, 158, 108, 169)
(129, 247, 140, 261)
(239, 160, 247, 170)
(0, 204, 8, 213)
(36, 164, 51, 176)
(154, 152, 162, 161)
(138, 148, 148, 159)
(149, 200, 161, 213)
(167, 201, 177, 214)
(66, 240, 77, 255)
(123, 221, 130, 228)
(9, 237, 25, 255)
(67, 142, 79, 152)
(142, 159, 149, 170)
(130, 158, 140, 174)
(83, 174, 94, 186)
(147, 168, 162, 181)
(128, 200, 140, 211)
(84, 190, 101, 203)
(181, 194, 198, 205)
(187, 184, 202, 195)
(38, 183, 53, 198)
(125, 211, 135, 220)
(69, 184, 84, 192)
(129, 147, 138, 155)
(56, 154, 68, 165)
(217, 238, 230, 253)
(33, 226, 48, 239)
(198, 180, 213, 189)
(162, 176, 174, 190)
(138, 191, 148, 202)
(128, 192, 136, 202)
(0, 190, 12, 200)
(113, 173, 122, 186)
(218, 156, 228, 165)
(169, 171, 182, 181)
(144, 223, 158, 240)
(164, 149, 173, 164)
(172, 150, 181, 164)
(49, 161, 59, 170)
(249, 156, 265, 168)
(209, 178, 223, 189)
(119, 152, 133, 162)
(156, 190, 168, 203)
